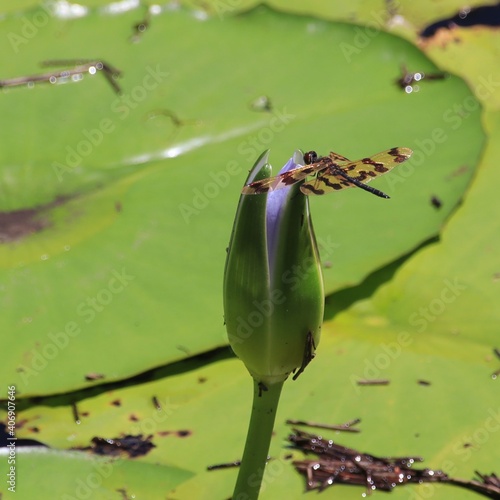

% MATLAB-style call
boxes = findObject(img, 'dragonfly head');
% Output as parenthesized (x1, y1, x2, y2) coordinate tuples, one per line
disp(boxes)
(304, 151, 318, 165)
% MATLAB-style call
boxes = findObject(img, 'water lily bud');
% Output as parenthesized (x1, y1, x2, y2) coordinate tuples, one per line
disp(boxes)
(224, 150, 324, 385)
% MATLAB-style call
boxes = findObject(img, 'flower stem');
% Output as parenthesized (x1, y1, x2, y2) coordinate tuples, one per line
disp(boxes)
(232, 379, 284, 500)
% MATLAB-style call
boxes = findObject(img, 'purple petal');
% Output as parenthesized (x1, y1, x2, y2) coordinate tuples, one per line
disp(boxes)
(266, 151, 304, 278)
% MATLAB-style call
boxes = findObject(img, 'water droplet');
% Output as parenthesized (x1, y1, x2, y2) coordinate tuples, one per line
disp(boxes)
(459, 7, 470, 19)
(41, 254, 49, 261)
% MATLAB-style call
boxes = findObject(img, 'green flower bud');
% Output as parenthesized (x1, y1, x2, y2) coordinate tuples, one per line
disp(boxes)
(224, 150, 324, 385)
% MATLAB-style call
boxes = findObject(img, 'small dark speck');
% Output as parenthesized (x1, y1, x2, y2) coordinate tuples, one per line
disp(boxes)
(81, 411, 89, 417)
(463, 442, 472, 448)
(431, 196, 442, 209)
(198, 377, 207, 383)
(356, 378, 390, 386)
(85, 373, 105, 381)
(111, 399, 121, 407)
(115, 201, 122, 213)
(177, 430, 191, 438)
(116, 487, 129, 500)
(72, 402, 80, 424)
(207, 460, 241, 471)
(284, 453, 293, 460)
(152, 396, 161, 410)
(415, 433, 420, 438)
(129, 414, 139, 422)
(418, 380, 431, 386)
(29, 426, 40, 433)
(157, 431, 171, 437)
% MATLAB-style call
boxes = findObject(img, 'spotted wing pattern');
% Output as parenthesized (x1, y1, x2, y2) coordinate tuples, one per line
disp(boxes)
(241, 147, 412, 197)
(241, 162, 327, 195)
(300, 147, 412, 196)
(325, 151, 350, 163)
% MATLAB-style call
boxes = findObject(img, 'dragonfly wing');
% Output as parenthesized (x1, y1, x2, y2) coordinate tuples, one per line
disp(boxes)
(301, 147, 412, 196)
(340, 147, 412, 182)
(244, 147, 412, 196)
(300, 168, 355, 195)
(242, 162, 324, 194)
(328, 151, 351, 164)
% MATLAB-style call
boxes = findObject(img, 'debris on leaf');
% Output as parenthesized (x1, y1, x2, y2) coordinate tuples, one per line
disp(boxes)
(286, 418, 361, 433)
(448, 471, 500, 498)
(74, 434, 155, 458)
(289, 429, 447, 493)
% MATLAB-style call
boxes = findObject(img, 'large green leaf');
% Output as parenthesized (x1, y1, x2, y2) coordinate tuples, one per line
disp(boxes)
(0, 446, 194, 499)
(364, 109, 500, 352)
(0, 2, 482, 397)
(1, 2, 498, 499)
(3, 333, 495, 499)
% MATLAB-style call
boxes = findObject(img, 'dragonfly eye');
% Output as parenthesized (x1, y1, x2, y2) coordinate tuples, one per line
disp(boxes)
(304, 151, 318, 165)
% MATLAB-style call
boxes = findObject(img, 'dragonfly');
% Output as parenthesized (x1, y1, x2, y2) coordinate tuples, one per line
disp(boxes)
(241, 147, 413, 199)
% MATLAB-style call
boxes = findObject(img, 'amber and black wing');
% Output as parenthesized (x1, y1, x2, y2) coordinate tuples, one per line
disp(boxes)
(300, 147, 412, 198)
(241, 161, 328, 194)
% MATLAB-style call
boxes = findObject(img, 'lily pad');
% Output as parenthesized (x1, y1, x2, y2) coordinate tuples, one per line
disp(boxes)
(0, 446, 194, 499)
(4, 332, 496, 499)
(0, 2, 483, 398)
(1, 2, 498, 499)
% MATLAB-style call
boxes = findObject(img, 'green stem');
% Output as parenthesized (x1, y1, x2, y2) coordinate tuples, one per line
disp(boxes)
(232, 379, 284, 500)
